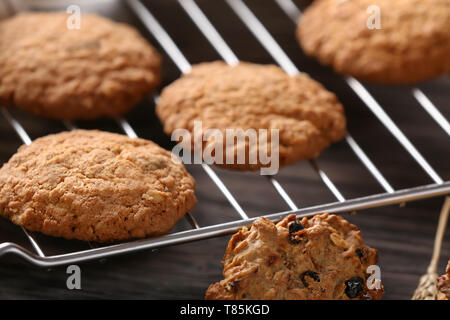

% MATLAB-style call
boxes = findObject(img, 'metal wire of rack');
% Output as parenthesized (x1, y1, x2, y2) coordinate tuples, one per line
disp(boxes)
(0, 0, 449, 267)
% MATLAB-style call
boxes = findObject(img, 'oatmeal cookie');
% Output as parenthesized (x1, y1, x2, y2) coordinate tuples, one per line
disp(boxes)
(206, 213, 383, 300)
(297, 0, 450, 84)
(0, 12, 161, 119)
(157, 61, 346, 171)
(437, 260, 450, 300)
(0, 130, 197, 242)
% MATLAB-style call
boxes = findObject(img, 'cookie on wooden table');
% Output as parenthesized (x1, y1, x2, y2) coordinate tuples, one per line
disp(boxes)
(0, 12, 161, 119)
(0, 130, 197, 242)
(206, 213, 383, 300)
(297, 0, 450, 84)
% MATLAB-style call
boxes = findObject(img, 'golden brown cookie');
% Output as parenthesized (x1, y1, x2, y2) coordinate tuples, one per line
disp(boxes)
(297, 0, 450, 84)
(206, 213, 383, 300)
(0, 12, 161, 119)
(0, 130, 197, 242)
(157, 61, 346, 171)
(437, 260, 450, 300)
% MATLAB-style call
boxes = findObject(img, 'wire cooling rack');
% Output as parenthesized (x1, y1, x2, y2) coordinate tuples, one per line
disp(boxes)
(0, 0, 449, 267)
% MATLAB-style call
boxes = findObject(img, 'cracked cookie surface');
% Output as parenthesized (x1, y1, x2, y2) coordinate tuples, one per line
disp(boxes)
(297, 0, 450, 84)
(0, 130, 197, 242)
(206, 213, 383, 300)
(0, 12, 161, 119)
(157, 61, 346, 171)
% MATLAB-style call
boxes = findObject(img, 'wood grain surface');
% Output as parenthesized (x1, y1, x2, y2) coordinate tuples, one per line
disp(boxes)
(0, 0, 449, 300)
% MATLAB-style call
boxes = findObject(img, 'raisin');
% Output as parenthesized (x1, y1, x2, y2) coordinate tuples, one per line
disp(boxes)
(289, 235, 301, 244)
(267, 254, 279, 266)
(288, 220, 304, 244)
(345, 277, 364, 298)
(228, 281, 239, 293)
(356, 248, 365, 258)
(301, 271, 320, 287)
(289, 220, 304, 234)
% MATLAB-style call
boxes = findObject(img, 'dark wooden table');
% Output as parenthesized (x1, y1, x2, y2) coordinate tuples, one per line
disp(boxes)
(0, 0, 449, 300)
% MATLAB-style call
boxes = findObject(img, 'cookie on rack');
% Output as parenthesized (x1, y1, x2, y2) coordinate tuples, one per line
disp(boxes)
(157, 61, 346, 171)
(297, 0, 450, 84)
(0, 130, 197, 242)
(0, 12, 161, 119)
(206, 213, 383, 300)
(437, 260, 450, 300)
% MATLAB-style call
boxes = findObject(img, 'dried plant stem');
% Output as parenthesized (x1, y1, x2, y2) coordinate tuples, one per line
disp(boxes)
(412, 196, 450, 300)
